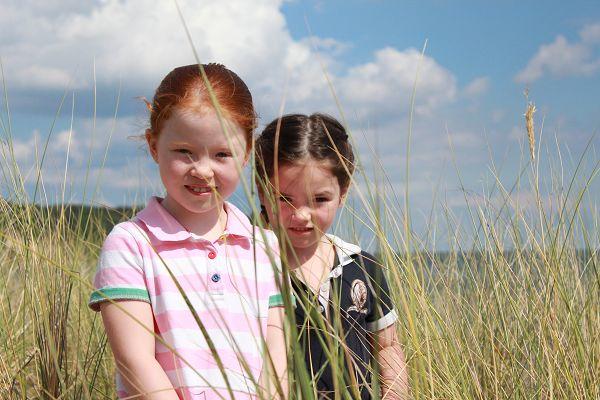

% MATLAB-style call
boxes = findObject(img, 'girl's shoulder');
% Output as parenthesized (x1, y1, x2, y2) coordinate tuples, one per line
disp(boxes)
(101, 217, 150, 254)
(225, 201, 279, 250)
(328, 234, 385, 277)
(250, 225, 281, 259)
(328, 234, 363, 264)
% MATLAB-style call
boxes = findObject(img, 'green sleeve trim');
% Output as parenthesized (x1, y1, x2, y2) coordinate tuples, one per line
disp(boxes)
(88, 287, 150, 312)
(268, 293, 296, 308)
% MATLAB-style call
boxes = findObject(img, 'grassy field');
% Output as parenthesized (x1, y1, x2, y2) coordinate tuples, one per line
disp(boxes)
(1, 84, 599, 399)
(1, 142, 598, 400)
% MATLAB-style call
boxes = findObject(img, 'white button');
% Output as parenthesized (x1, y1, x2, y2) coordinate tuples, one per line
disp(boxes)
(331, 266, 342, 278)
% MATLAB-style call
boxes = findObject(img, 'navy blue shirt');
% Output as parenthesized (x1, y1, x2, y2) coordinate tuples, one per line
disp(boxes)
(292, 236, 397, 399)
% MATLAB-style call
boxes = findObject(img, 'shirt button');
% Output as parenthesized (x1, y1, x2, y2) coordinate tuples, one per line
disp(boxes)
(208, 251, 216, 259)
(318, 305, 325, 313)
(211, 273, 221, 283)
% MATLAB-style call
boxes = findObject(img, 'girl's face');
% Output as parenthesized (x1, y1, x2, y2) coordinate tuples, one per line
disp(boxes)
(262, 159, 345, 254)
(146, 107, 247, 223)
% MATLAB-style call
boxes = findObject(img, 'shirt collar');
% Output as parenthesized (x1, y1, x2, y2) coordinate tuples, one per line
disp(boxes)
(326, 233, 362, 268)
(135, 196, 253, 244)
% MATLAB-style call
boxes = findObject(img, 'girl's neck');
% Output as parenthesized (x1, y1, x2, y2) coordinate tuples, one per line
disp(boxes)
(161, 196, 227, 241)
(285, 238, 336, 292)
(285, 237, 335, 271)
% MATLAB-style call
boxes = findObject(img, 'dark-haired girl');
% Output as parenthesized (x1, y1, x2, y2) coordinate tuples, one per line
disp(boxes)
(255, 114, 408, 399)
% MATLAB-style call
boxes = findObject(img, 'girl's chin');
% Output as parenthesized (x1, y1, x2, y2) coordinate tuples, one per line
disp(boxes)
(164, 195, 222, 216)
(286, 231, 322, 249)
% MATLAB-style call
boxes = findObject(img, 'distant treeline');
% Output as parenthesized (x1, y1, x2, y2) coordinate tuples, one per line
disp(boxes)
(0, 200, 141, 238)
(1, 200, 596, 275)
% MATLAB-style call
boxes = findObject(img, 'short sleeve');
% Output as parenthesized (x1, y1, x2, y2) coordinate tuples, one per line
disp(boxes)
(265, 231, 295, 308)
(88, 223, 150, 312)
(264, 230, 285, 308)
(361, 251, 398, 331)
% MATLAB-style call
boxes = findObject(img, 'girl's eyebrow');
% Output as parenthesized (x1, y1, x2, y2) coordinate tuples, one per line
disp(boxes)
(170, 141, 192, 147)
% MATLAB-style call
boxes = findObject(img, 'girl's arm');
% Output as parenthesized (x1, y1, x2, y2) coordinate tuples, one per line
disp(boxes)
(370, 324, 409, 400)
(101, 301, 179, 400)
(259, 306, 288, 399)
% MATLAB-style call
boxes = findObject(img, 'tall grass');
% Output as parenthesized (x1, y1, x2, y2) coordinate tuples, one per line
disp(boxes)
(1, 69, 598, 399)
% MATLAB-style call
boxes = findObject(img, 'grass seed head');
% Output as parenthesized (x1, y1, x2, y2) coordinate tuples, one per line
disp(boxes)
(525, 101, 536, 161)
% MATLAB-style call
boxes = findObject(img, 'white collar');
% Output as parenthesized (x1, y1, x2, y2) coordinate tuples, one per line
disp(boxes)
(303, 234, 362, 315)
(326, 234, 361, 279)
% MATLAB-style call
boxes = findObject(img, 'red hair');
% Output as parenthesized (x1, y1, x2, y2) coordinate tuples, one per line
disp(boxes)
(147, 63, 256, 152)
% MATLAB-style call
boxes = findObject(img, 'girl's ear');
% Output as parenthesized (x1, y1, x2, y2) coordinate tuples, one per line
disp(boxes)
(145, 129, 159, 163)
(256, 192, 271, 226)
(241, 152, 250, 168)
(339, 187, 349, 207)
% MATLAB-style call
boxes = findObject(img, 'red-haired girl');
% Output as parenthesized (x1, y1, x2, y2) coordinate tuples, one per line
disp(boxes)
(90, 64, 287, 400)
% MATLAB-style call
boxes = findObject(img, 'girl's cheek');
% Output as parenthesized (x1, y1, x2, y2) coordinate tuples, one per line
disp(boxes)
(277, 209, 292, 225)
(168, 161, 188, 172)
(318, 208, 333, 222)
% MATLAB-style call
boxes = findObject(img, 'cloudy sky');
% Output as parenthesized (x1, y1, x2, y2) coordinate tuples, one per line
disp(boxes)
(1, 0, 599, 245)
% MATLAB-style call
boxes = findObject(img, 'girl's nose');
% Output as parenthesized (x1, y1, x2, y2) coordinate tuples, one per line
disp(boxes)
(292, 206, 311, 222)
(189, 158, 214, 180)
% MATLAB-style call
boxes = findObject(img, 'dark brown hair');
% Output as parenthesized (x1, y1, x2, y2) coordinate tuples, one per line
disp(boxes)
(255, 113, 355, 193)
(147, 63, 256, 152)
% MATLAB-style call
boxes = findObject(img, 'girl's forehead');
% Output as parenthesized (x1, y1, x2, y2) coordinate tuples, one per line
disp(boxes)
(277, 159, 339, 191)
(160, 107, 246, 145)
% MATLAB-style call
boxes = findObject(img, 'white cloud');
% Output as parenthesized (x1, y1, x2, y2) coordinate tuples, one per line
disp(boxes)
(580, 22, 600, 44)
(516, 23, 600, 83)
(0, 115, 145, 192)
(447, 130, 483, 150)
(1, 0, 465, 207)
(338, 47, 456, 118)
(463, 76, 489, 97)
(2, 1, 457, 118)
(301, 36, 351, 57)
(1, 0, 335, 100)
(2, 130, 36, 163)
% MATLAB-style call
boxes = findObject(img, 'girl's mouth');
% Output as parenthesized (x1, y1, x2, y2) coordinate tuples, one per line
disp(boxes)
(185, 185, 215, 195)
(289, 227, 314, 233)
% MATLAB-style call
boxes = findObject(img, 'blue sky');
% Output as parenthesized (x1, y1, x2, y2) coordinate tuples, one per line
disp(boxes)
(1, 0, 599, 247)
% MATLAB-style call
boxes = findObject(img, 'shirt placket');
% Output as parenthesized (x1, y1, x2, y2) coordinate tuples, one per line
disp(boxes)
(318, 265, 343, 318)
(207, 233, 231, 297)
(206, 245, 222, 296)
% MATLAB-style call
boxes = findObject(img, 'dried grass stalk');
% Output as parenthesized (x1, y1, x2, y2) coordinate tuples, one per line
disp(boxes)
(525, 102, 536, 161)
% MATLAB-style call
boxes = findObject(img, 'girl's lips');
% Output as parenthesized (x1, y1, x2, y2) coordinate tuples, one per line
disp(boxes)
(288, 227, 314, 235)
(185, 185, 215, 195)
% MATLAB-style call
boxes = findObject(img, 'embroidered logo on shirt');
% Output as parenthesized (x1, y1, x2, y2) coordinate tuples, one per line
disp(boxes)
(347, 279, 368, 314)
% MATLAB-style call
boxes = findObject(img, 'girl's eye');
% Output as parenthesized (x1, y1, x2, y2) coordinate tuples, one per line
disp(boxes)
(175, 149, 192, 154)
(278, 196, 291, 203)
(216, 151, 232, 158)
(315, 197, 329, 203)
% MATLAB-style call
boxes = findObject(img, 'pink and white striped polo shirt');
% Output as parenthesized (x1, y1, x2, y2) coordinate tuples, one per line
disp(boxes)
(89, 197, 284, 400)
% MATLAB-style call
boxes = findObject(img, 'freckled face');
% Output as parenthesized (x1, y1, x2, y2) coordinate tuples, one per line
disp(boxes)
(146, 108, 247, 224)
(262, 159, 344, 254)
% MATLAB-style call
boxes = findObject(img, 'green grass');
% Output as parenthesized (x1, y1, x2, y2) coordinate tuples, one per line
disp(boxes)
(0, 58, 598, 399)
(1, 123, 598, 399)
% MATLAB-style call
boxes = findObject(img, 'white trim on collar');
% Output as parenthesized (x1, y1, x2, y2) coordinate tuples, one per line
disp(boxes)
(315, 234, 362, 315)
(326, 234, 361, 269)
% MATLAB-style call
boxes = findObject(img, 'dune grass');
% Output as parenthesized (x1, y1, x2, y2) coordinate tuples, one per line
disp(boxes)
(1, 104, 598, 400)
(0, 52, 598, 399)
